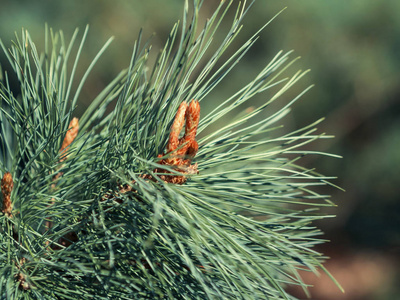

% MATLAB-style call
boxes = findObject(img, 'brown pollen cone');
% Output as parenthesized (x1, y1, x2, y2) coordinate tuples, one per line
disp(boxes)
(1, 172, 14, 216)
(156, 100, 200, 184)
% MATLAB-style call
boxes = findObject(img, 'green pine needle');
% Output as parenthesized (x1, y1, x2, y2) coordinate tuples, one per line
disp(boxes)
(0, 0, 342, 299)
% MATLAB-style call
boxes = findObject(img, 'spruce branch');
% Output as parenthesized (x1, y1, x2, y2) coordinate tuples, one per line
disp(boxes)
(0, 0, 343, 299)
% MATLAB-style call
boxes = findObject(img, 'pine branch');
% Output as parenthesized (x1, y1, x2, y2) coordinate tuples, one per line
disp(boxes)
(0, 0, 342, 299)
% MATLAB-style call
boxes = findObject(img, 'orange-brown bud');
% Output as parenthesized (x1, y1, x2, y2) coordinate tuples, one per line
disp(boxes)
(1, 172, 13, 196)
(60, 117, 79, 154)
(1, 172, 13, 216)
(158, 100, 200, 184)
(167, 102, 187, 153)
(177, 100, 200, 157)
(184, 100, 200, 141)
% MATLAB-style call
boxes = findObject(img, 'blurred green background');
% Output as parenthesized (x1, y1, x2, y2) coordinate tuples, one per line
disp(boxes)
(1, 0, 399, 299)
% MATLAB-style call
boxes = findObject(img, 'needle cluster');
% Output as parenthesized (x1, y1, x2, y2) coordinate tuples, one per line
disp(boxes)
(0, 1, 341, 299)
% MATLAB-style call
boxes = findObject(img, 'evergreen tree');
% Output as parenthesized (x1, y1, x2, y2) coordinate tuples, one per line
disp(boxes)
(0, 0, 341, 299)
